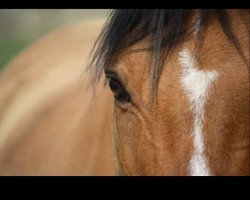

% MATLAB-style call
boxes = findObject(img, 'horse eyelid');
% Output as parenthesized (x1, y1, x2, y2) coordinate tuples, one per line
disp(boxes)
(104, 69, 119, 79)
(104, 70, 125, 87)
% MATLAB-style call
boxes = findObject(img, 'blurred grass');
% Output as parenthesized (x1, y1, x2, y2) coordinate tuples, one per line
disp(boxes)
(0, 9, 109, 73)
(0, 39, 31, 71)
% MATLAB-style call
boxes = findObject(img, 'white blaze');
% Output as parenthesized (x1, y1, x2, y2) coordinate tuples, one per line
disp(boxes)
(179, 48, 219, 176)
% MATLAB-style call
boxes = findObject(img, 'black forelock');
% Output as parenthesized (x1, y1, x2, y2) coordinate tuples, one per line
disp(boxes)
(86, 9, 246, 98)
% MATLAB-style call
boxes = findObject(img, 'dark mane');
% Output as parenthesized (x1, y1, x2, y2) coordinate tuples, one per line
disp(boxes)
(87, 9, 245, 96)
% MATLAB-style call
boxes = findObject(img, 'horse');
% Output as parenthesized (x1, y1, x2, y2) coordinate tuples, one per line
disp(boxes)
(0, 9, 249, 176)
(87, 9, 249, 175)
(0, 19, 115, 175)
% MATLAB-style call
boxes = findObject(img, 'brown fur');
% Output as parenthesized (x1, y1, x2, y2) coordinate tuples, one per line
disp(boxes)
(111, 10, 249, 175)
(0, 19, 115, 175)
(200, 10, 249, 175)
(0, 10, 249, 175)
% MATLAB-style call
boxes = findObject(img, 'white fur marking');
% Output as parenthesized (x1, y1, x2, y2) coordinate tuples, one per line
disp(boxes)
(194, 14, 201, 35)
(179, 48, 219, 176)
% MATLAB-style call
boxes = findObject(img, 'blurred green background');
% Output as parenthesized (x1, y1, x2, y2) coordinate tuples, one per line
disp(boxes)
(0, 9, 109, 72)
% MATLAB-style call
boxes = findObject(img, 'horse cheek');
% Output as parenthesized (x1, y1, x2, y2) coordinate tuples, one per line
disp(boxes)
(112, 105, 142, 175)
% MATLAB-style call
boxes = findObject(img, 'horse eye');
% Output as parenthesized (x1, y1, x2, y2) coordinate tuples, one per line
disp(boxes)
(108, 78, 130, 102)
